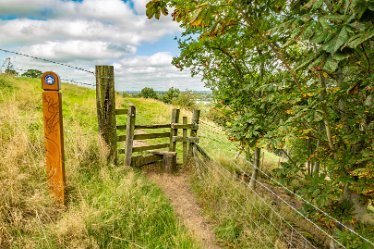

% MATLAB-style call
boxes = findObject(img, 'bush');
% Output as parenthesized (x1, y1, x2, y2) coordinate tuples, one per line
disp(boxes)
(162, 87, 180, 103)
(139, 87, 158, 99)
(21, 69, 43, 78)
(172, 91, 197, 110)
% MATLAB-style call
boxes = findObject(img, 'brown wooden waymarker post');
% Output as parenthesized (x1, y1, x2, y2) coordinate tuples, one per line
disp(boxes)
(96, 65, 117, 163)
(41, 72, 65, 206)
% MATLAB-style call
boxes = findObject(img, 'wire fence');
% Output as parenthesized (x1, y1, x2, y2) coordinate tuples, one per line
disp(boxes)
(0, 48, 95, 75)
(0, 47, 97, 89)
(195, 133, 374, 249)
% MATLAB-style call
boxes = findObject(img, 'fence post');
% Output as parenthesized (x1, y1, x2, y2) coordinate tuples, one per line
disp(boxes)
(95, 65, 117, 163)
(182, 116, 188, 164)
(169, 109, 180, 152)
(189, 110, 200, 159)
(41, 71, 65, 206)
(125, 105, 136, 166)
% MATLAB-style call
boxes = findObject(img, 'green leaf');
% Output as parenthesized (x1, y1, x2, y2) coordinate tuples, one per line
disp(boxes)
(322, 26, 349, 53)
(346, 27, 374, 48)
(323, 57, 339, 72)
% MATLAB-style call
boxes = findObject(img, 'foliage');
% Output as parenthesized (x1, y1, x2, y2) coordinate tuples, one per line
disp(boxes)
(147, 0, 374, 246)
(162, 87, 180, 103)
(172, 91, 197, 110)
(4, 68, 18, 75)
(139, 87, 158, 99)
(21, 69, 43, 78)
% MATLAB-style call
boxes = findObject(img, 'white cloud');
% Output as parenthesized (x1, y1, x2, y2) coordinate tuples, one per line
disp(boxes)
(0, 0, 206, 91)
(115, 52, 205, 91)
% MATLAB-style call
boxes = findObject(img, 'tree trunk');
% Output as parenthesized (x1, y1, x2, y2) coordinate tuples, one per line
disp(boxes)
(250, 147, 261, 189)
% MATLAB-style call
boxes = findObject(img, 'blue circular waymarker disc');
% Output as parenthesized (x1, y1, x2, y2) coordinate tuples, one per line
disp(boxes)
(44, 75, 56, 85)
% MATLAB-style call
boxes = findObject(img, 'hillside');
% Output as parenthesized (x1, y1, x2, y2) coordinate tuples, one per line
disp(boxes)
(2, 75, 372, 249)
(0, 75, 200, 248)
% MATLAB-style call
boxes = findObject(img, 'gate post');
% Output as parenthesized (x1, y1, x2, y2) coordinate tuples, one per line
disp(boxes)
(125, 105, 136, 166)
(169, 109, 180, 152)
(41, 72, 65, 206)
(96, 65, 117, 163)
(189, 110, 200, 159)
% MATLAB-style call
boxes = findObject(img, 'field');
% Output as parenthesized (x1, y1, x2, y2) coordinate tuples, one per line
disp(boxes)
(0, 75, 200, 248)
(2, 74, 371, 249)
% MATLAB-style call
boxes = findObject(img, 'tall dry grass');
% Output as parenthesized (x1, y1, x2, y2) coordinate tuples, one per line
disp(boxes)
(0, 76, 199, 248)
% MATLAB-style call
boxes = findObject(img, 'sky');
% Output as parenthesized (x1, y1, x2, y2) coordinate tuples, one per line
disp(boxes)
(0, 0, 207, 91)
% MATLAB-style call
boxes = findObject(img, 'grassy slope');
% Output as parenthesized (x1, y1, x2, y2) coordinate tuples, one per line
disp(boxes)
(0, 75, 200, 248)
(116, 97, 298, 248)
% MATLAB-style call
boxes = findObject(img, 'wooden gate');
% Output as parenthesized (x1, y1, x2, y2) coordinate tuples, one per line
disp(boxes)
(115, 105, 200, 171)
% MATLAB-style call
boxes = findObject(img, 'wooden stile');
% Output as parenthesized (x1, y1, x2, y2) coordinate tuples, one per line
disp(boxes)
(41, 71, 65, 206)
(131, 154, 163, 168)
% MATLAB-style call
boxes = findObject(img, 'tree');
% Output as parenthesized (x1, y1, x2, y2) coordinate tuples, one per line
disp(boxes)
(139, 87, 158, 99)
(5, 68, 18, 75)
(147, 0, 374, 245)
(21, 69, 42, 78)
(172, 91, 196, 110)
(162, 87, 180, 103)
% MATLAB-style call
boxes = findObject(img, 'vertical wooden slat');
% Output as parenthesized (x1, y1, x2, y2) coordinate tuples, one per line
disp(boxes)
(95, 65, 117, 163)
(189, 110, 200, 159)
(169, 109, 180, 152)
(182, 116, 188, 164)
(125, 105, 136, 166)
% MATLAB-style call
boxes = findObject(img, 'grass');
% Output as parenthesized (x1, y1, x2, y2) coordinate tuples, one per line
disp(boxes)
(0, 75, 200, 248)
(0, 74, 290, 249)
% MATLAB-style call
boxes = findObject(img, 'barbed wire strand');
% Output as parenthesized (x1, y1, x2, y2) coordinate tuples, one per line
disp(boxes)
(0, 48, 95, 75)
(61, 78, 96, 87)
(200, 121, 227, 135)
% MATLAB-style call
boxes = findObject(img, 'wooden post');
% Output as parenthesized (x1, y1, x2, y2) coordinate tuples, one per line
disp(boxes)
(125, 105, 136, 166)
(189, 110, 200, 159)
(96, 65, 117, 163)
(182, 116, 188, 164)
(169, 109, 180, 152)
(41, 71, 65, 206)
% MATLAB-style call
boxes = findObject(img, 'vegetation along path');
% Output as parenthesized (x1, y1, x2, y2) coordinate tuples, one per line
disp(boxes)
(147, 171, 221, 249)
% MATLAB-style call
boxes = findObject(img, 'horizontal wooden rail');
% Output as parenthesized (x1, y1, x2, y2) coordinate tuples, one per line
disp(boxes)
(131, 154, 162, 167)
(194, 143, 211, 161)
(135, 124, 171, 129)
(172, 136, 199, 143)
(115, 109, 126, 115)
(132, 143, 170, 152)
(116, 125, 126, 130)
(134, 132, 170, 140)
(118, 135, 126, 142)
(171, 123, 198, 129)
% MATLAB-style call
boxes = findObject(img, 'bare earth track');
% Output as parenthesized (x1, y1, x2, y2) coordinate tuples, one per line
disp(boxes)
(146, 172, 221, 249)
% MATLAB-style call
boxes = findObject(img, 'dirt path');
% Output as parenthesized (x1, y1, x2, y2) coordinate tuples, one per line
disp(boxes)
(146, 172, 221, 249)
